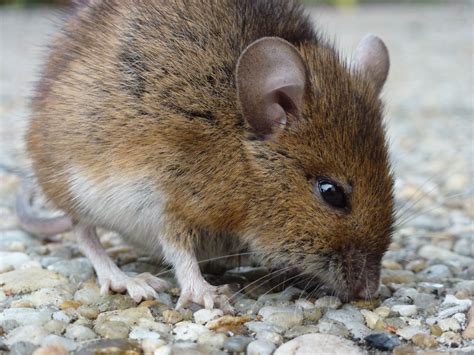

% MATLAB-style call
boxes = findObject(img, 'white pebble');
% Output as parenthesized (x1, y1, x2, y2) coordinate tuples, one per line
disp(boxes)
(391, 305, 418, 317)
(247, 340, 276, 355)
(193, 308, 223, 325)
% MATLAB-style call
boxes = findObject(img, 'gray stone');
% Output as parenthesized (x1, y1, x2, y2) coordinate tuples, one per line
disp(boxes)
(47, 258, 94, 283)
(258, 306, 304, 330)
(316, 319, 350, 337)
(324, 308, 371, 339)
(284, 325, 320, 339)
(9, 341, 38, 355)
(65, 324, 97, 341)
(418, 245, 474, 267)
(364, 333, 401, 351)
(223, 336, 252, 353)
(396, 325, 429, 340)
(41, 334, 78, 351)
(5, 325, 49, 345)
(275, 334, 367, 355)
(314, 296, 342, 309)
(0, 307, 53, 327)
(418, 264, 453, 281)
(247, 339, 276, 355)
(74, 286, 101, 305)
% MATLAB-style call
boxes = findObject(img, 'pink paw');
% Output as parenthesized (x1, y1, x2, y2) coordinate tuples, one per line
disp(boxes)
(176, 282, 233, 313)
(99, 272, 170, 303)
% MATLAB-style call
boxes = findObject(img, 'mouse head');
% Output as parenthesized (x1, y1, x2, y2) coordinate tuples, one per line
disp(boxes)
(236, 35, 394, 300)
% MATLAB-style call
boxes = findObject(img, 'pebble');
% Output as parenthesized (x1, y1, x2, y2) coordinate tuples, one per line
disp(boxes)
(438, 317, 461, 332)
(40, 334, 77, 352)
(246, 321, 285, 335)
(314, 296, 342, 309)
(128, 327, 162, 341)
(258, 306, 303, 329)
(94, 321, 129, 338)
(391, 305, 418, 317)
(411, 333, 438, 348)
(256, 329, 283, 345)
(360, 309, 381, 329)
(0, 252, 31, 272)
(43, 320, 67, 335)
(275, 334, 367, 355)
(381, 269, 415, 284)
(73, 286, 101, 305)
(193, 308, 223, 325)
(64, 324, 97, 341)
(440, 331, 462, 347)
(418, 264, 452, 281)
(247, 339, 276, 355)
(396, 325, 429, 340)
(173, 321, 210, 342)
(33, 343, 69, 355)
(463, 306, 474, 339)
(9, 341, 38, 355)
(223, 335, 252, 353)
(0, 268, 68, 294)
(324, 308, 370, 339)
(374, 306, 391, 318)
(163, 309, 184, 324)
(47, 258, 94, 284)
(197, 331, 226, 349)
(316, 319, 350, 338)
(25, 288, 73, 308)
(364, 333, 400, 351)
(303, 307, 322, 322)
(418, 245, 474, 267)
(0, 308, 53, 327)
(5, 325, 49, 346)
(405, 259, 427, 272)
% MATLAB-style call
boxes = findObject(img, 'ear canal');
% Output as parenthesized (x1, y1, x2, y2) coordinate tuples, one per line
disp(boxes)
(352, 34, 390, 94)
(236, 37, 307, 137)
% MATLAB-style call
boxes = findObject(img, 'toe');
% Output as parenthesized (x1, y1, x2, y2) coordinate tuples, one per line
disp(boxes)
(100, 279, 111, 296)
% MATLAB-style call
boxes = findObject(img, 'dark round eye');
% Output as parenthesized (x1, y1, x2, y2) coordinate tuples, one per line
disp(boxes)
(317, 179, 347, 209)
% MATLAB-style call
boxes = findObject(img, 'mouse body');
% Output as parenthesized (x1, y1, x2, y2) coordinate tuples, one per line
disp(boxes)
(20, 0, 394, 308)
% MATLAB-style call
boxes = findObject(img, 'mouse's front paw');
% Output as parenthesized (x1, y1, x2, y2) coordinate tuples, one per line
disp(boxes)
(176, 281, 233, 313)
(99, 271, 170, 303)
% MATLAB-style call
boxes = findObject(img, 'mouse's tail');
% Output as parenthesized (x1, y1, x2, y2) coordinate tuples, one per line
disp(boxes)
(15, 182, 73, 237)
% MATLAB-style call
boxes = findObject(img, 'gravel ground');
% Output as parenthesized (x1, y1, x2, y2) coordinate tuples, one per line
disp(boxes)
(0, 3, 473, 354)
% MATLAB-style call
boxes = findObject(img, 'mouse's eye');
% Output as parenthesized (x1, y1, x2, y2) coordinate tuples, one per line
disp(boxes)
(316, 178, 347, 209)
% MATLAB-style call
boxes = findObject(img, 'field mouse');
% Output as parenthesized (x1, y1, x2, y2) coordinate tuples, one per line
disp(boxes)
(17, 0, 394, 310)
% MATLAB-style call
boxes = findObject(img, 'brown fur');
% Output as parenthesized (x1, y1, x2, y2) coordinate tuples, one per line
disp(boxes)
(27, 0, 394, 300)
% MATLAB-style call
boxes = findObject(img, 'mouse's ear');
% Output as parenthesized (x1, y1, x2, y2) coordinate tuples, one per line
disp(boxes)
(236, 37, 307, 139)
(352, 34, 390, 94)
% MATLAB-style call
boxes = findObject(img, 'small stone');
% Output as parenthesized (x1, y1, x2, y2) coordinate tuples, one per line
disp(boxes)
(324, 308, 370, 339)
(256, 330, 283, 345)
(405, 260, 427, 273)
(364, 333, 401, 351)
(197, 331, 226, 349)
(25, 287, 73, 308)
(314, 296, 342, 309)
(0, 308, 53, 327)
(440, 331, 462, 347)
(303, 307, 322, 322)
(206, 315, 252, 333)
(418, 264, 452, 281)
(247, 340, 276, 355)
(47, 258, 94, 284)
(396, 325, 428, 340)
(430, 324, 443, 336)
(94, 320, 129, 338)
(392, 345, 416, 355)
(78, 305, 99, 319)
(162, 309, 183, 324)
(438, 317, 461, 332)
(10, 300, 34, 308)
(351, 299, 380, 310)
(0, 268, 67, 294)
(74, 286, 101, 305)
(382, 260, 403, 270)
(463, 306, 474, 339)
(128, 327, 161, 341)
(381, 269, 415, 284)
(5, 325, 49, 345)
(141, 339, 167, 354)
(455, 289, 470, 299)
(43, 320, 67, 335)
(40, 334, 77, 352)
(173, 321, 210, 342)
(374, 306, 391, 318)
(193, 308, 223, 325)
(64, 324, 96, 341)
(75, 339, 141, 354)
(455, 280, 474, 295)
(258, 306, 303, 330)
(52, 311, 71, 324)
(418, 245, 474, 267)
(246, 321, 285, 335)
(9, 342, 39, 355)
(60, 300, 82, 310)
(275, 334, 367, 355)
(316, 319, 350, 337)
(294, 299, 314, 309)
(411, 333, 437, 348)
(284, 325, 320, 339)
(360, 310, 381, 329)
(223, 335, 252, 352)
(0, 252, 31, 272)
(33, 343, 69, 355)
(384, 317, 406, 330)
(391, 305, 418, 317)
(413, 293, 437, 309)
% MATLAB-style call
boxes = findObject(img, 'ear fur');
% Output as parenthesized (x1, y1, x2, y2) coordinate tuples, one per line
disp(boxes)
(352, 34, 390, 93)
(236, 37, 307, 138)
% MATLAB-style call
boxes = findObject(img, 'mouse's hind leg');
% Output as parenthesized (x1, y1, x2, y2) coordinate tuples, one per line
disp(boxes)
(74, 224, 170, 302)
